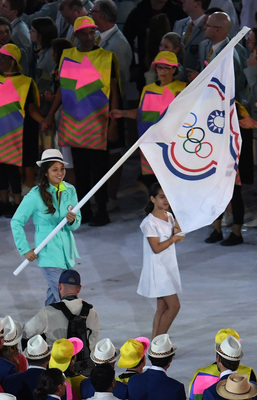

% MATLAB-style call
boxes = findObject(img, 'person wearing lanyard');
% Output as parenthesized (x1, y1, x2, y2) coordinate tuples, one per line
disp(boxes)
(11, 149, 81, 306)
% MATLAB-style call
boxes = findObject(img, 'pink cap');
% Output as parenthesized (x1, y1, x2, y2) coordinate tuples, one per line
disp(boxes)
(68, 337, 84, 355)
(134, 336, 150, 357)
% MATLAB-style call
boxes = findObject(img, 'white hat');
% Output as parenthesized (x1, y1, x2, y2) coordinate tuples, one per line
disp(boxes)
(0, 394, 17, 400)
(24, 334, 51, 360)
(147, 334, 176, 358)
(90, 338, 120, 364)
(1, 316, 22, 346)
(216, 373, 257, 400)
(0, 320, 4, 338)
(215, 335, 243, 361)
(36, 149, 68, 167)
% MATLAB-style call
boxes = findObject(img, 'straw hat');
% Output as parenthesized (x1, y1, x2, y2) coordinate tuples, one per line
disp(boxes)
(68, 337, 83, 356)
(118, 339, 144, 368)
(215, 336, 243, 361)
(49, 338, 74, 372)
(216, 373, 257, 399)
(36, 149, 68, 167)
(90, 338, 120, 364)
(1, 316, 22, 346)
(23, 334, 51, 360)
(152, 51, 178, 67)
(215, 329, 240, 344)
(74, 16, 97, 32)
(0, 44, 22, 71)
(147, 334, 176, 358)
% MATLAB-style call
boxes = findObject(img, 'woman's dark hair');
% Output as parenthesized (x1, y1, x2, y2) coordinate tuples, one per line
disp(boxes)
(39, 161, 56, 215)
(51, 38, 73, 66)
(34, 368, 65, 400)
(31, 17, 58, 49)
(0, 17, 12, 31)
(0, 345, 19, 368)
(145, 182, 161, 215)
(162, 32, 185, 64)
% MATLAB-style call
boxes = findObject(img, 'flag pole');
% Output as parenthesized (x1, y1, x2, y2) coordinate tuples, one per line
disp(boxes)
(13, 26, 250, 276)
(13, 139, 142, 276)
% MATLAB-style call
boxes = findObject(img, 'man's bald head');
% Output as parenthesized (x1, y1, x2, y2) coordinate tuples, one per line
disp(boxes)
(211, 12, 231, 33)
(205, 12, 231, 44)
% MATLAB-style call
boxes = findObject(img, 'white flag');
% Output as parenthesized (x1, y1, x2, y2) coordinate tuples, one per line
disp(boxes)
(139, 32, 247, 233)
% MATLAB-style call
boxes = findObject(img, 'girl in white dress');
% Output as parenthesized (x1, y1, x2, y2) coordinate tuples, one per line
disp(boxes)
(138, 182, 184, 339)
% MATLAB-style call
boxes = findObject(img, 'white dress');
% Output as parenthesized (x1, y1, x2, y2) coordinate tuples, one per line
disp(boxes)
(137, 212, 182, 298)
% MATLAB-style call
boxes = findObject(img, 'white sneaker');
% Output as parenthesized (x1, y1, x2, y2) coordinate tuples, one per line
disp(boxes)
(243, 217, 257, 228)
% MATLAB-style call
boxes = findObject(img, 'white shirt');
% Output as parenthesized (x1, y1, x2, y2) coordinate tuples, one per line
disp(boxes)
(98, 25, 116, 45)
(90, 393, 122, 399)
(220, 369, 234, 379)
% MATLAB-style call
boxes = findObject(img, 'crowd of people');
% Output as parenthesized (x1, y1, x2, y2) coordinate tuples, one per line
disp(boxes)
(0, 0, 256, 229)
(0, 0, 257, 398)
(1, 291, 257, 400)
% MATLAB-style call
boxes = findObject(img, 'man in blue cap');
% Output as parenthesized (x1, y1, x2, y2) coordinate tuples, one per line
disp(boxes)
(23, 270, 99, 352)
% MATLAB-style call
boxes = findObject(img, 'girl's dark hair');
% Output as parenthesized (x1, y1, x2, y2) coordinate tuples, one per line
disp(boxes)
(34, 368, 65, 400)
(39, 161, 56, 215)
(31, 17, 58, 49)
(145, 182, 161, 215)
(51, 38, 73, 66)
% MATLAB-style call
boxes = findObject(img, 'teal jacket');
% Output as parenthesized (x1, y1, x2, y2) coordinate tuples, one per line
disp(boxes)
(11, 182, 81, 268)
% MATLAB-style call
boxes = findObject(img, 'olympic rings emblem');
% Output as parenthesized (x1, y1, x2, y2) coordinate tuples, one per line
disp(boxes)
(180, 113, 213, 159)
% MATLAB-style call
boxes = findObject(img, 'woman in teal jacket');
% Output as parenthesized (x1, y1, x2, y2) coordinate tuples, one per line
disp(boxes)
(11, 149, 81, 306)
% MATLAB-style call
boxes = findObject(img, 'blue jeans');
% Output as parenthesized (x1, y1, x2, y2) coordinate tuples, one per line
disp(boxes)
(41, 267, 64, 306)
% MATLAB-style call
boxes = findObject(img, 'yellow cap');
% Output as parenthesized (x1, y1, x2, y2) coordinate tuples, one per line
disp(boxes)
(215, 329, 240, 344)
(0, 44, 22, 71)
(152, 51, 178, 67)
(74, 16, 97, 32)
(118, 339, 144, 369)
(49, 338, 74, 372)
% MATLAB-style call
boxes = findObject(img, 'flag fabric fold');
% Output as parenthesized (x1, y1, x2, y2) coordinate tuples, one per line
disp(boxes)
(139, 30, 248, 233)
(13, 27, 250, 275)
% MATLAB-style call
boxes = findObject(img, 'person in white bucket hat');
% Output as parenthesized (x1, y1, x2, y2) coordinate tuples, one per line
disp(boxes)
(3, 335, 51, 400)
(0, 320, 16, 387)
(0, 316, 26, 373)
(81, 338, 128, 399)
(203, 336, 245, 400)
(0, 394, 16, 400)
(189, 329, 256, 400)
(128, 334, 186, 400)
(11, 148, 81, 306)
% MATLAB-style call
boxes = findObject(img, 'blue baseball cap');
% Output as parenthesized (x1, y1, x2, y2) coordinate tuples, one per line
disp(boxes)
(59, 270, 81, 285)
